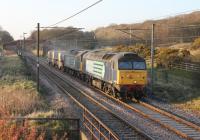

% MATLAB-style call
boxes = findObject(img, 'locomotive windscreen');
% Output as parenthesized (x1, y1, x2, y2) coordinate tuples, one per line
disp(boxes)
(118, 61, 146, 70)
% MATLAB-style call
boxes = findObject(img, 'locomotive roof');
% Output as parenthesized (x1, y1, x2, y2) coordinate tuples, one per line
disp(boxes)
(48, 49, 144, 61)
(84, 50, 116, 60)
(48, 49, 86, 56)
(83, 50, 143, 61)
(116, 52, 145, 61)
(68, 49, 86, 55)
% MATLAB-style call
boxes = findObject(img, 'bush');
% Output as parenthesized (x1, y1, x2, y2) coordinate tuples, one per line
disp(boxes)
(110, 44, 150, 58)
(192, 37, 200, 49)
(156, 48, 191, 68)
(0, 120, 45, 140)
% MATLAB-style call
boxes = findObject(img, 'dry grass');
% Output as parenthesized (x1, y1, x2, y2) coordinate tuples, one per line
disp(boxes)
(0, 54, 76, 139)
(0, 84, 45, 116)
(0, 54, 49, 139)
(0, 55, 46, 116)
(26, 111, 55, 118)
(168, 42, 200, 62)
(169, 43, 191, 50)
(175, 98, 200, 116)
(190, 49, 200, 62)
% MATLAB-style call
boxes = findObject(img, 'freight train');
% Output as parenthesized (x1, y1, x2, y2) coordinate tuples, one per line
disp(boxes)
(47, 49, 147, 100)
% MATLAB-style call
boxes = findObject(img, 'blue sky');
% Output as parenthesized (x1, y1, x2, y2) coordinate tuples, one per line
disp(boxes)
(0, 0, 200, 39)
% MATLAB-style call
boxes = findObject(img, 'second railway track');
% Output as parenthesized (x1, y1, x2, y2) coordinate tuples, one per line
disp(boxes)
(88, 76, 200, 140)
(128, 102, 200, 140)
(85, 72, 200, 140)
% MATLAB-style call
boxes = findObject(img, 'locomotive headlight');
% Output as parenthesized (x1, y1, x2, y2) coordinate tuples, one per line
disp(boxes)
(134, 81, 137, 83)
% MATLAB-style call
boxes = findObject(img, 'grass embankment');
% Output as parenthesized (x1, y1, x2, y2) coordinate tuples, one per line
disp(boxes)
(0, 55, 46, 116)
(152, 69, 200, 115)
(0, 54, 70, 139)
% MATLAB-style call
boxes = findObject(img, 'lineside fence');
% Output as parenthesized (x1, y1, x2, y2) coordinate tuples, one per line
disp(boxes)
(146, 59, 200, 74)
(171, 62, 200, 73)
(146, 66, 200, 93)
(150, 69, 200, 89)
(83, 108, 119, 140)
(146, 58, 200, 88)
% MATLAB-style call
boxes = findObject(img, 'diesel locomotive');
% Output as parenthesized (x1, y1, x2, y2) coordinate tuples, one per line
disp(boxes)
(48, 49, 147, 100)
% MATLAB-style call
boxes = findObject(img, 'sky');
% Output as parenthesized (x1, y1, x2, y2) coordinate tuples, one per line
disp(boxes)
(0, 0, 200, 39)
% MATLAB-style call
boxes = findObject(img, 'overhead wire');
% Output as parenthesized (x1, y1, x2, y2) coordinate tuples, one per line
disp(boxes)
(29, 3, 200, 48)
(46, 0, 103, 28)
(43, 28, 83, 41)
(36, 0, 103, 45)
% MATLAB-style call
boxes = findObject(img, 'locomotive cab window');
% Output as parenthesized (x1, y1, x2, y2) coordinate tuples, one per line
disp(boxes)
(118, 61, 146, 70)
(118, 62, 132, 70)
(133, 62, 146, 70)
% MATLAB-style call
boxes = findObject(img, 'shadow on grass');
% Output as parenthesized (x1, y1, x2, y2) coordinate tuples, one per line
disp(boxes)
(152, 69, 200, 104)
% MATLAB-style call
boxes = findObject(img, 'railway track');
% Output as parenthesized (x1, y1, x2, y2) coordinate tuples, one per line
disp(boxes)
(129, 102, 200, 140)
(143, 98, 200, 127)
(26, 54, 200, 139)
(76, 69, 200, 139)
(84, 73, 200, 140)
(92, 88, 200, 140)
(26, 55, 152, 140)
